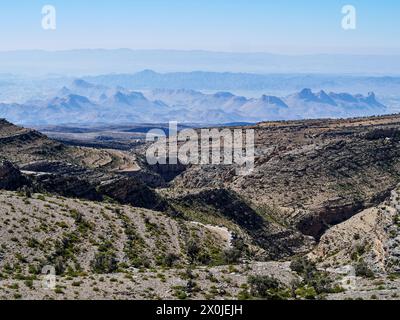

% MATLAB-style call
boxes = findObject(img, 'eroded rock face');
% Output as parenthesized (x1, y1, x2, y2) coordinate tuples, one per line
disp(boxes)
(20, 160, 168, 211)
(168, 188, 315, 259)
(98, 177, 171, 212)
(170, 116, 400, 241)
(147, 162, 187, 183)
(310, 187, 400, 274)
(0, 161, 28, 190)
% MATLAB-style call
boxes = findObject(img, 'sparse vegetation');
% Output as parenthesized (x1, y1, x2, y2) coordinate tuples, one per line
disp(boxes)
(290, 257, 335, 297)
(248, 275, 291, 300)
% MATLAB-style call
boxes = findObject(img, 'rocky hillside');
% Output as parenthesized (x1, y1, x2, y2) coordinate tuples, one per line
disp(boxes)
(3, 116, 400, 300)
(0, 119, 137, 172)
(171, 115, 400, 241)
(0, 118, 313, 260)
(0, 119, 168, 210)
(0, 190, 229, 275)
(310, 185, 400, 274)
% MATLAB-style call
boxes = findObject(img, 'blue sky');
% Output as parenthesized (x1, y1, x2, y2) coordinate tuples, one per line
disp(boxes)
(0, 0, 399, 53)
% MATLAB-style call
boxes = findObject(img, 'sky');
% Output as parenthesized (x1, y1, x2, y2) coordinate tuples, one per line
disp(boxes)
(0, 0, 399, 54)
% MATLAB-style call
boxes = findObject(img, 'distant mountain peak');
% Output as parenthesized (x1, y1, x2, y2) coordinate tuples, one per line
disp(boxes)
(72, 79, 94, 89)
(51, 94, 91, 104)
(67, 94, 91, 104)
(59, 86, 72, 96)
(317, 90, 328, 98)
(294, 88, 338, 106)
(362, 91, 384, 107)
(136, 69, 158, 77)
(213, 92, 235, 99)
(260, 95, 288, 108)
(298, 88, 315, 99)
(328, 92, 358, 103)
(316, 90, 337, 106)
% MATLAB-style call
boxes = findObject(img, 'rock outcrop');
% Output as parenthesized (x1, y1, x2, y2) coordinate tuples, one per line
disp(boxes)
(0, 160, 28, 190)
(310, 187, 400, 274)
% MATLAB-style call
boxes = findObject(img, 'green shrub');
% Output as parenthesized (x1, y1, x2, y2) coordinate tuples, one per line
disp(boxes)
(355, 261, 374, 278)
(91, 241, 118, 274)
(222, 248, 241, 264)
(186, 240, 200, 263)
(162, 253, 179, 267)
(248, 275, 291, 300)
(37, 195, 46, 201)
(290, 256, 333, 296)
(295, 285, 317, 300)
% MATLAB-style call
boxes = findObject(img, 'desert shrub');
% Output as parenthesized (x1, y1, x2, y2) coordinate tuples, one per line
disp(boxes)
(162, 253, 179, 267)
(186, 240, 200, 263)
(27, 238, 40, 249)
(248, 275, 291, 300)
(53, 256, 66, 275)
(351, 243, 367, 261)
(48, 232, 80, 275)
(290, 256, 333, 296)
(186, 238, 227, 266)
(24, 278, 34, 289)
(223, 237, 247, 264)
(25, 189, 32, 198)
(295, 285, 317, 300)
(173, 287, 188, 300)
(222, 248, 241, 264)
(91, 241, 118, 274)
(355, 260, 374, 278)
(290, 256, 316, 275)
(237, 289, 251, 300)
(119, 214, 149, 268)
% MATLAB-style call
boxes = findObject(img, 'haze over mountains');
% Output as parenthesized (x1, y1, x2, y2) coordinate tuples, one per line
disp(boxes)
(83, 70, 400, 96)
(1, 49, 400, 75)
(1, 70, 400, 108)
(0, 78, 388, 125)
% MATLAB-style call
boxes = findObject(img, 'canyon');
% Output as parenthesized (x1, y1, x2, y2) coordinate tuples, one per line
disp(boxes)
(1, 114, 400, 299)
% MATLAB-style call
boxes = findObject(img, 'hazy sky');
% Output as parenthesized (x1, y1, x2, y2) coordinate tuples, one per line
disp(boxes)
(0, 0, 399, 53)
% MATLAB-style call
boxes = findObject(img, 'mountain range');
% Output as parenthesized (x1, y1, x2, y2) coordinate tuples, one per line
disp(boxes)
(0, 79, 388, 125)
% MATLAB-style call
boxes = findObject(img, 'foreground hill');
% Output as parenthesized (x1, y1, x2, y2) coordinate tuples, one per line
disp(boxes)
(1, 189, 400, 300)
(0, 190, 229, 275)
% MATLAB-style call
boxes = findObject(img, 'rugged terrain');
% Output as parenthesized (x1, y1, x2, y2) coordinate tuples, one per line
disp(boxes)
(2, 115, 400, 299)
(172, 116, 400, 239)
